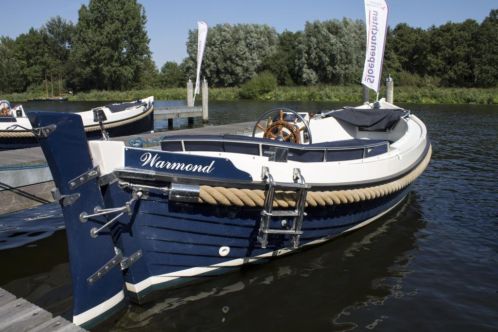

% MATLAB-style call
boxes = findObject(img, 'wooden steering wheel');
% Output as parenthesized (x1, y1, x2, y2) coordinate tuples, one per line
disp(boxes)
(252, 108, 312, 144)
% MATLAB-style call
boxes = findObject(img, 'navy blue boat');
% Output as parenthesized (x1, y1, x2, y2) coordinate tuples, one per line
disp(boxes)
(28, 101, 430, 327)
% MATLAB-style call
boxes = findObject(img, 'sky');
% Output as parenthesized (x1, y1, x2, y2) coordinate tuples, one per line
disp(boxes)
(1, 0, 496, 68)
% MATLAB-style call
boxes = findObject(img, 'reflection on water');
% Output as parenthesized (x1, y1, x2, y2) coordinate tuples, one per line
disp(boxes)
(0, 203, 63, 250)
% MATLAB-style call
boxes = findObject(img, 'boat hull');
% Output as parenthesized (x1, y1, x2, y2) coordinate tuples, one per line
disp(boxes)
(102, 181, 411, 299)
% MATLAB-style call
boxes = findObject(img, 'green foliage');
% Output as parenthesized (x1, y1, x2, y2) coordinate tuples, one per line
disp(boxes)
(259, 31, 302, 85)
(159, 62, 186, 87)
(3, 17, 75, 94)
(426, 19, 479, 87)
(0, 37, 25, 92)
(3, 85, 497, 105)
(1, 6, 497, 95)
(14, 28, 53, 86)
(43, 16, 75, 75)
(68, 0, 152, 91)
(392, 71, 440, 87)
(473, 10, 498, 87)
(295, 19, 365, 85)
(185, 24, 278, 87)
(389, 23, 429, 75)
(239, 71, 277, 99)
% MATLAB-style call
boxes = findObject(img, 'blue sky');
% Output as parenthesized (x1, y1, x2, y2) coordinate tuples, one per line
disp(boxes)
(1, 0, 496, 68)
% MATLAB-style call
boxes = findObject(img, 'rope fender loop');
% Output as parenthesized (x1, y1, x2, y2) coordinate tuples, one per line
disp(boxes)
(196, 145, 432, 208)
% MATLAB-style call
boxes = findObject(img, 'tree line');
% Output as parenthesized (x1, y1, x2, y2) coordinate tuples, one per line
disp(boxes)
(0, 0, 496, 95)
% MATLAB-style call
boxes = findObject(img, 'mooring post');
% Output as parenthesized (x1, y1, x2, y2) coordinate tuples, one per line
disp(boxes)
(187, 79, 194, 107)
(386, 75, 394, 103)
(202, 78, 209, 123)
(362, 85, 369, 103)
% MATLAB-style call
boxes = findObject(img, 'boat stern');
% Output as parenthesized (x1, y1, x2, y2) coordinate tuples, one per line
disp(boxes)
(28, 112, 127, 327)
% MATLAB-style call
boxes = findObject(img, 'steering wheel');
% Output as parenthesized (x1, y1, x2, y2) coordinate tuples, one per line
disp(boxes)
(252, 108, 312, 144)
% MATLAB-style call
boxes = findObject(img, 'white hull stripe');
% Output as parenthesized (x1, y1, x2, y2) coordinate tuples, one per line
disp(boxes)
(72, 290, 125, 326)
(125, 196, 405, 294)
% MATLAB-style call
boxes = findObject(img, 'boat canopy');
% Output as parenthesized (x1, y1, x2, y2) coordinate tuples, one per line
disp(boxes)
(106, 100, 147, 113)
(328, 108, 409, 131)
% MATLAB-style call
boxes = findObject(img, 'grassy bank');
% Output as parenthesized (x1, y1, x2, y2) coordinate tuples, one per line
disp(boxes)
(269, 86, 498, 104)
(3, 85, 497, 104)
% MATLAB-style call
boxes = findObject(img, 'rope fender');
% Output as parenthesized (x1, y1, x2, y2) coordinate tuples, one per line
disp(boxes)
(198, 145, 432, 208)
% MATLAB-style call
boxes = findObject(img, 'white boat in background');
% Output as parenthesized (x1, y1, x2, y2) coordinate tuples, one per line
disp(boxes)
(0, 96, 154, 150)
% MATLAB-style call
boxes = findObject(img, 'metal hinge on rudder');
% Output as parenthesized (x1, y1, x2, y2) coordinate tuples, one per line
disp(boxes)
(87, 247, 142, 284)
(51, 187, 80, 206)
(68, 166, 100, 190)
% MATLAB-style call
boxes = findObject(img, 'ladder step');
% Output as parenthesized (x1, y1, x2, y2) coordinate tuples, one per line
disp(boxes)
(262, 229, 304, 235)
(273, 181, 310, 190)
(262, 210, 299, 217)
(258, 167, 307, 249)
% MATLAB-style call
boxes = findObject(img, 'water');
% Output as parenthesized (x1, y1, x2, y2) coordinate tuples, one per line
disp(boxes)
(0, 101, 497, 331)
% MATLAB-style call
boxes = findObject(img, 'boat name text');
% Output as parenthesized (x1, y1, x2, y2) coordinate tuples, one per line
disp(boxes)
(140, 152, 215, 174)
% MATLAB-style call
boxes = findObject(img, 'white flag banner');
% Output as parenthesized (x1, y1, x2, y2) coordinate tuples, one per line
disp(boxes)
(194, 21, 208, 95)
(361, 0, 389, 93)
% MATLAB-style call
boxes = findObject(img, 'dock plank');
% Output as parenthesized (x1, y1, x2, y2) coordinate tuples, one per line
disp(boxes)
(0, 288, 85, 332)
(0, 288, 16, 307)
(0, 298, 52, 332)
(30, 316, 86, 332)
(155, 107, 202, 119)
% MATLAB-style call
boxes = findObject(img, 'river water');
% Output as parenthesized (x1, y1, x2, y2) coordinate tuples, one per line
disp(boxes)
(0, 101, 497, 331)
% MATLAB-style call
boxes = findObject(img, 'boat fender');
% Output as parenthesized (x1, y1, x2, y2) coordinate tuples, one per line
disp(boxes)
(219, 246, 230, 257)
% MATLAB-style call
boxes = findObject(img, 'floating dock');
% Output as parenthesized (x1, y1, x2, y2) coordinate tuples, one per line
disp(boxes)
(0, 288, 85, 332)
(0, 121, 254, 215)
(155, 106, 203, 127)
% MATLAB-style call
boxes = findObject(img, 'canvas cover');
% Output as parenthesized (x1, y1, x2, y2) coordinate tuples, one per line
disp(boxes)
(330, 108, 408, 131)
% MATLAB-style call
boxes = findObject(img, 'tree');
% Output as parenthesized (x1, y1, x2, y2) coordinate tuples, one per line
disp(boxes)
(426, 20, 479, 87)
(185, 24, 278, 87)
(69, 0, 152, 91)
(474, 10, 498, 87)
(137, 57, 160, 88)
(14, 28, 54, 89)
(259, 30, 302, 85)
(383, 27, 402, 80)
(42, 17, 75, 92)
(0, 37, 25, 92)
(389, 23, 429, 76)
(295, 19, 364, 85)
(159, 61, 185, 87)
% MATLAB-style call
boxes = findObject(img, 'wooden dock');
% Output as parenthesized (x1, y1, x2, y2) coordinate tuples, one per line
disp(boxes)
(155, 106, 203, 127)
(154, 78, 210, 127)
(0, 288, 85, 332)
